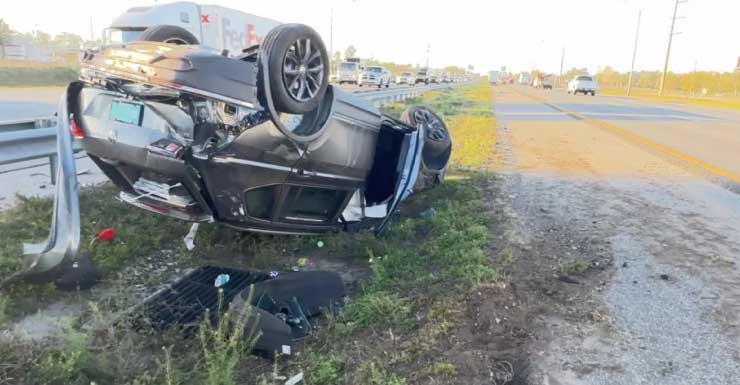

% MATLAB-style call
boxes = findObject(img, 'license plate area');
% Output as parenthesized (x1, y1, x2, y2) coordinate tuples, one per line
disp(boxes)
(110, 100, 143, 125)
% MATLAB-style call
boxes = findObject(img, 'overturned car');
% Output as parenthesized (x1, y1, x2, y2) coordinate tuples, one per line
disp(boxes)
(23, 24, 451, 276)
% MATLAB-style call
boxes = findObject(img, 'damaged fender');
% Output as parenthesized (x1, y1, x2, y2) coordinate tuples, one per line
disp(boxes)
(22, 86, 80, 276)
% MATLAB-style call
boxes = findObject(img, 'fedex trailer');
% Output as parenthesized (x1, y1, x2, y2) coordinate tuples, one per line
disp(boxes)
(104, 2, 280, 55)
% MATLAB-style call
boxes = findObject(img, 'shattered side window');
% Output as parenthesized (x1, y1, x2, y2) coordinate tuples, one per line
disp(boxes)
(283, 186, 347, 222)
(245, 186, 279, 220)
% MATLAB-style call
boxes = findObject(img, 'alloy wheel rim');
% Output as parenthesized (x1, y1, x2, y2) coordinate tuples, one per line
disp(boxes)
(415, 110, 447, 142)
(283, 38, 324, 102)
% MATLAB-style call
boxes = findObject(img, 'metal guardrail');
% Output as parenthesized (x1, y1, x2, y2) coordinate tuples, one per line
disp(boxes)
(0, 83, 459, 183)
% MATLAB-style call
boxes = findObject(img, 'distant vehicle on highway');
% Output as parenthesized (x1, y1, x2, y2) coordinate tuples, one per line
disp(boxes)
(488, 70, 500, 85)
(415, 68, 430, 84)
(337, 58, 363, 85)
(396, 72, 416, 85)
(429, 74, 439, 84)
(518, 73, 531, 85)
(359, 66, 392, 88)
(104, 2, 279, 55)
(568, 75, 597, 95)
(542, 75, 553, 90)
(532, 74, 552, 89)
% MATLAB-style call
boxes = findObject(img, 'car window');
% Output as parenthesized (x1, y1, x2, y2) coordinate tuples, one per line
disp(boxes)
(244, 185, 279, 220)
(340, 63, 357, 70)
(367, 67, 383, 73)
(576, 76, 593, 81)
(283, 186, 347, 222)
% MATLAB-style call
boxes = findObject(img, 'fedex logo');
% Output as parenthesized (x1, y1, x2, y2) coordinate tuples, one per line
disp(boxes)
(222, 22, 265, 53)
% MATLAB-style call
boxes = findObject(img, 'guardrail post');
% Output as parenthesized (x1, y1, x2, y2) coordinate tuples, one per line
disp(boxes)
(49, 154, 58, 185)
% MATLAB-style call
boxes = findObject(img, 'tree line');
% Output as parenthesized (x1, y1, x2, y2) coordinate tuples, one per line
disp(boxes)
(593, 66, 739, 97)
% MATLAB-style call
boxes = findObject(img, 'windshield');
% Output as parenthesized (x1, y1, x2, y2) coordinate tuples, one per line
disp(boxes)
(576, 76, 593, 81)
(401, 72, 412, 76)
(340, 63, 358, 71)
(367, 67, 383, 73)
(104, 27, 146, 44)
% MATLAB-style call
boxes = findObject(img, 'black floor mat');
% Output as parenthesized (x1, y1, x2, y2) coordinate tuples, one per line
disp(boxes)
(130, 266, 270, 333)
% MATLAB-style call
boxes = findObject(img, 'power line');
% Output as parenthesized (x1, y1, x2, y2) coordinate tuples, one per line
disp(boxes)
(659, 0, 687, 96)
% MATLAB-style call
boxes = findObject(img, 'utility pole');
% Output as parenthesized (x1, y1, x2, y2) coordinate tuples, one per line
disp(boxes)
(626, 10, 641, 96)
(89, 16, 95, 42)
(329, 8, 334, 58)
(690, 60, 697, 97)
(659, 0, 687, 96)
(425, 44, 430, 69)
(559, 47, 565, 87)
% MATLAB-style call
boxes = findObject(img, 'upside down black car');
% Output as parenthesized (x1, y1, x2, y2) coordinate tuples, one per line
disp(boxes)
(22, 23, 452, 276)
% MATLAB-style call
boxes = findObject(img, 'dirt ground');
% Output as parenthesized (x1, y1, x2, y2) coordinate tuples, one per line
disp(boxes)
(455, 85, 740, 385)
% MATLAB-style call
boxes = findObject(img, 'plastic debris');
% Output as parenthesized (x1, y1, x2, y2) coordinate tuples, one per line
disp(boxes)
(420, 207, 436, 219)
(282, 344, 292, 355)
(184, 223, 200, 251)
(285, 372, 303, 385)
(214, 273, 230, 288)
(297, 257, 308, 267)
(316, 240, 324, 248)
(269, 271, 280, 278)
(89, 227, 116, 247)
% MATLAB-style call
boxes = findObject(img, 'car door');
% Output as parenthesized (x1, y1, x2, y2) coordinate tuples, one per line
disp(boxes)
(278, 88, 381, 230)
(374, 124, 424, 235)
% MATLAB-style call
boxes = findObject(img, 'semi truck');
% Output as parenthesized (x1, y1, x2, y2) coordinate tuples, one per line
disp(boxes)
(103, 2, 280, 55)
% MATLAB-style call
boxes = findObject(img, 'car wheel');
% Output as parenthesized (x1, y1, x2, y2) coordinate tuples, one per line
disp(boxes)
(138, 25, 199, 45)
(263, 24, 329, 114)
(591, 91, 596, 96)
(401, 106, 452, 185)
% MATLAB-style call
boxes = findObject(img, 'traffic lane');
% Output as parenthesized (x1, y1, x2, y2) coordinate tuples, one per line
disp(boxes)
(506, 86, 740, 181)
(0, 87, 65, 121)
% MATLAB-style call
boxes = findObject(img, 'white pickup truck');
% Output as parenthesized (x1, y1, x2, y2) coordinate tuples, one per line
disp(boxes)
(568, 75, 598, 96)
(104, 2, 280, 55)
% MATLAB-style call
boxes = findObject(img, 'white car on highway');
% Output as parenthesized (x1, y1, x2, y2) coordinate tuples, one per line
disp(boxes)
(396, 72, 416, 85)
(568, 75, 598, 96)
(359, 66, 392, 88)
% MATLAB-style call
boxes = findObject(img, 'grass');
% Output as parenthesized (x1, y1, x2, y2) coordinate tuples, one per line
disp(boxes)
(0, 81, 499, 385)
(601, 87, 740, 111)
(0, 66, 79, 87)
(0, 185, 192, 317)
(559, 260, 590, 275)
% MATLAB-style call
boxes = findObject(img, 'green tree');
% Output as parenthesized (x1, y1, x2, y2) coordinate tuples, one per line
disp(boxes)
(34, 30, 51, 47)
(344, 45, 357, 59)
(0, 19, 12, 59)
(53, 32, 83, 49)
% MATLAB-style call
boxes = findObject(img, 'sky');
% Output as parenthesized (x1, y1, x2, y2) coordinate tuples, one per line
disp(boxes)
(4, 0, 739, 74)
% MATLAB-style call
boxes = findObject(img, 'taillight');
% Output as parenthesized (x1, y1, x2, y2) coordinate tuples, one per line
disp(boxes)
(70, 118, 85, 138)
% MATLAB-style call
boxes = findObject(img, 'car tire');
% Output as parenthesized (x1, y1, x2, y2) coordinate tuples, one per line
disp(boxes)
(591, 91, 596, 96)
(401, 106, 451, 184)
(263, 24, 329, 114)
(138, 25, 199, 45)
